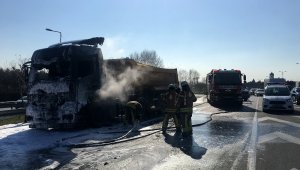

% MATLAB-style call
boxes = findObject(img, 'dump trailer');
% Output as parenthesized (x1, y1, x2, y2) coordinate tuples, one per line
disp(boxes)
(23, 37, 178, 129)
(206, 69, 246, 105)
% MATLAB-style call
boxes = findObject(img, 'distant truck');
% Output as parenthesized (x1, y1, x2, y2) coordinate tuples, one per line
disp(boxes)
(22, 37, 178, 129)
(206, 69, 246, 105)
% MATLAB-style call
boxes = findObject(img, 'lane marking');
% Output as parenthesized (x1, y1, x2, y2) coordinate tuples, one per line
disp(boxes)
(258, 131, 300, 145)
(258, 117, 300, 128)
(247, 98, 259, 170)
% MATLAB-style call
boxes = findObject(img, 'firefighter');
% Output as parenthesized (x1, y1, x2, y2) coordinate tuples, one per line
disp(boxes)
(125, 101, 142, 126)
(178, 81, 197, 137)
(161, 84, 180, 133)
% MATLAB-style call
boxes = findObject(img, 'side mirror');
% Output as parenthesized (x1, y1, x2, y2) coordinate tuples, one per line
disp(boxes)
(22, 61, 31, 83)
(208, 76, 212, 83)
(243, 75, 246, 83)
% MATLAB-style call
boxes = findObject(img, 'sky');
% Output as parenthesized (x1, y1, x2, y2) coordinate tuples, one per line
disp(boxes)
(0, 0, 299, 81)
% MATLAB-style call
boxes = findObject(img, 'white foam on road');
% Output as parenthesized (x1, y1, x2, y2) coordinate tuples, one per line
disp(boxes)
(0, 123, 133, 169)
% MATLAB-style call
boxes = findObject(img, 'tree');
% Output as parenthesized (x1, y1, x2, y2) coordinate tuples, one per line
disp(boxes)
(11, 57, 30, 98)
(178, 69, 189, 82)
(129, 50, 164, 68)
(178, 69, 200, 84)
(188, 69, 200, 85)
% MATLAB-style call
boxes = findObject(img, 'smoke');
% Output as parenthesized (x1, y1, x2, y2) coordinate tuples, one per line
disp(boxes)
(98, 63, 143, 102)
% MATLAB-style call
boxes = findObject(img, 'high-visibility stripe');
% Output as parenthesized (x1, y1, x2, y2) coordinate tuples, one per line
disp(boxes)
(180, 108, 193, 112)
(164, 108, 177, 113)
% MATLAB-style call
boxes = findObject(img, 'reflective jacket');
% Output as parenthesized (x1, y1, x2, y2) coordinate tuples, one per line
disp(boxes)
(161, 91, 179, 113)
(178, 91, 197, 112)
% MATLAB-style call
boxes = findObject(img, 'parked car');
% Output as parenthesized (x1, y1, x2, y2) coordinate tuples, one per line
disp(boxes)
(262, 85, 294, 113)
(255, 89, 264, 96)
(249, 88, 257, 95)
(290, 87, 300, 105)
(14, 96, 27, 109)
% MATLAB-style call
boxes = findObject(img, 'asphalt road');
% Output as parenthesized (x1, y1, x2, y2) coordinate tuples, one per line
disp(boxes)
(2, 95, 299, 170)
(52, 95, 299, 170)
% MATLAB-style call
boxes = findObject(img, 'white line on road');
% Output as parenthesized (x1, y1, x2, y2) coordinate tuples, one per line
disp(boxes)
(258, 117, 300, 128)
(258, 131, 300, 145)
(248, 98, 259, 170)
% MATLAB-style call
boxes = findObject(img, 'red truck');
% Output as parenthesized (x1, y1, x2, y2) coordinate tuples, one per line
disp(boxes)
(206, 69, 246, 106)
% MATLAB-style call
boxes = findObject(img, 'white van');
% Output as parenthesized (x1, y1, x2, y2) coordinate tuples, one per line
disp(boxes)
(262, 85, 294, 113)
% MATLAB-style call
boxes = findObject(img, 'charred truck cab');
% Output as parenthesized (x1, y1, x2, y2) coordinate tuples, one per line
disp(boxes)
(206, 69, 246, 106)
(24, 38, 104, 129)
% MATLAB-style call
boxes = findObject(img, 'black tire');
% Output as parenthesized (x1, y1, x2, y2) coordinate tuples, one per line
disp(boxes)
(263, 109, 268, 113)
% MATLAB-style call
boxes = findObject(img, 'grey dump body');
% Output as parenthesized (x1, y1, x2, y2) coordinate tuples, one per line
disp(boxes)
(25, 37, 178, 129)
(206, 69, 245, 105)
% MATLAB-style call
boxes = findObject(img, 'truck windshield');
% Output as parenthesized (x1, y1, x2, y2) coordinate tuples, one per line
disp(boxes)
(265, 87, 290, 96)
(32, 61, 70, 81)
(214, 73, 241, 85)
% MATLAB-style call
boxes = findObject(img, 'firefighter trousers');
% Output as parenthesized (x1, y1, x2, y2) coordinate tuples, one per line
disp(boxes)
(180, 108, 193, 136)
(162, 110, 180, 132)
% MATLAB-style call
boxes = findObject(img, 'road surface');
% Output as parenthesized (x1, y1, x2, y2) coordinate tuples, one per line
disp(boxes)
(0, 95, 300, 170)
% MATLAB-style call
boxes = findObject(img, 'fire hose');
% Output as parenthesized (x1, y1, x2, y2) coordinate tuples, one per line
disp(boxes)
(66, 100, 228, 148)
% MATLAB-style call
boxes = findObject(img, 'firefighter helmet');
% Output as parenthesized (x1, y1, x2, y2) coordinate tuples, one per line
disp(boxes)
(181, 81, 189, 91)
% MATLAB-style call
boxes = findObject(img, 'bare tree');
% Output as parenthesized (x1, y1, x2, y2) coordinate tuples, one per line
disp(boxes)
(129, 50, 164, 68)
(178, 69, 189, 83)
(178, 69, 200, 84)
(189, 69, 200, 85)
(11, 57, 30, 97)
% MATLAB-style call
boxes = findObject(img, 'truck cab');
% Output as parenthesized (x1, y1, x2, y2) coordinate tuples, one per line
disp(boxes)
(24, 37, 104, 129)
(206, 69, 246, 105)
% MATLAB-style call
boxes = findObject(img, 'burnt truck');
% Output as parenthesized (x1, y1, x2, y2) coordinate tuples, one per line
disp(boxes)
(23, 37, 178, 129)
(206, 69, 246, 105)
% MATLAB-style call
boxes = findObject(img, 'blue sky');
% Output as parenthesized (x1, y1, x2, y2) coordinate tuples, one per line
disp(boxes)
(0, 0, 299, 81)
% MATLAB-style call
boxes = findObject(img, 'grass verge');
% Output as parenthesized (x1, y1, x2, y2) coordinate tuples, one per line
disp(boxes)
(0, 114, 25, 126)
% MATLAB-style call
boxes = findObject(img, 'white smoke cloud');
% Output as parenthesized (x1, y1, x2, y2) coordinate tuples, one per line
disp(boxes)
(98, 63, 143, 102)
(101, 37, 126, 58)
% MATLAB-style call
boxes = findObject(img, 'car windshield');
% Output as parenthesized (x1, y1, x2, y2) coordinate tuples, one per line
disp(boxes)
(265, 87, 290, 96)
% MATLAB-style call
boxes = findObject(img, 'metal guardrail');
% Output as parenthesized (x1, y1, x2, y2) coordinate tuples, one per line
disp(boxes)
(0, 108, 25, 117)
(0, 101, 16, 109)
